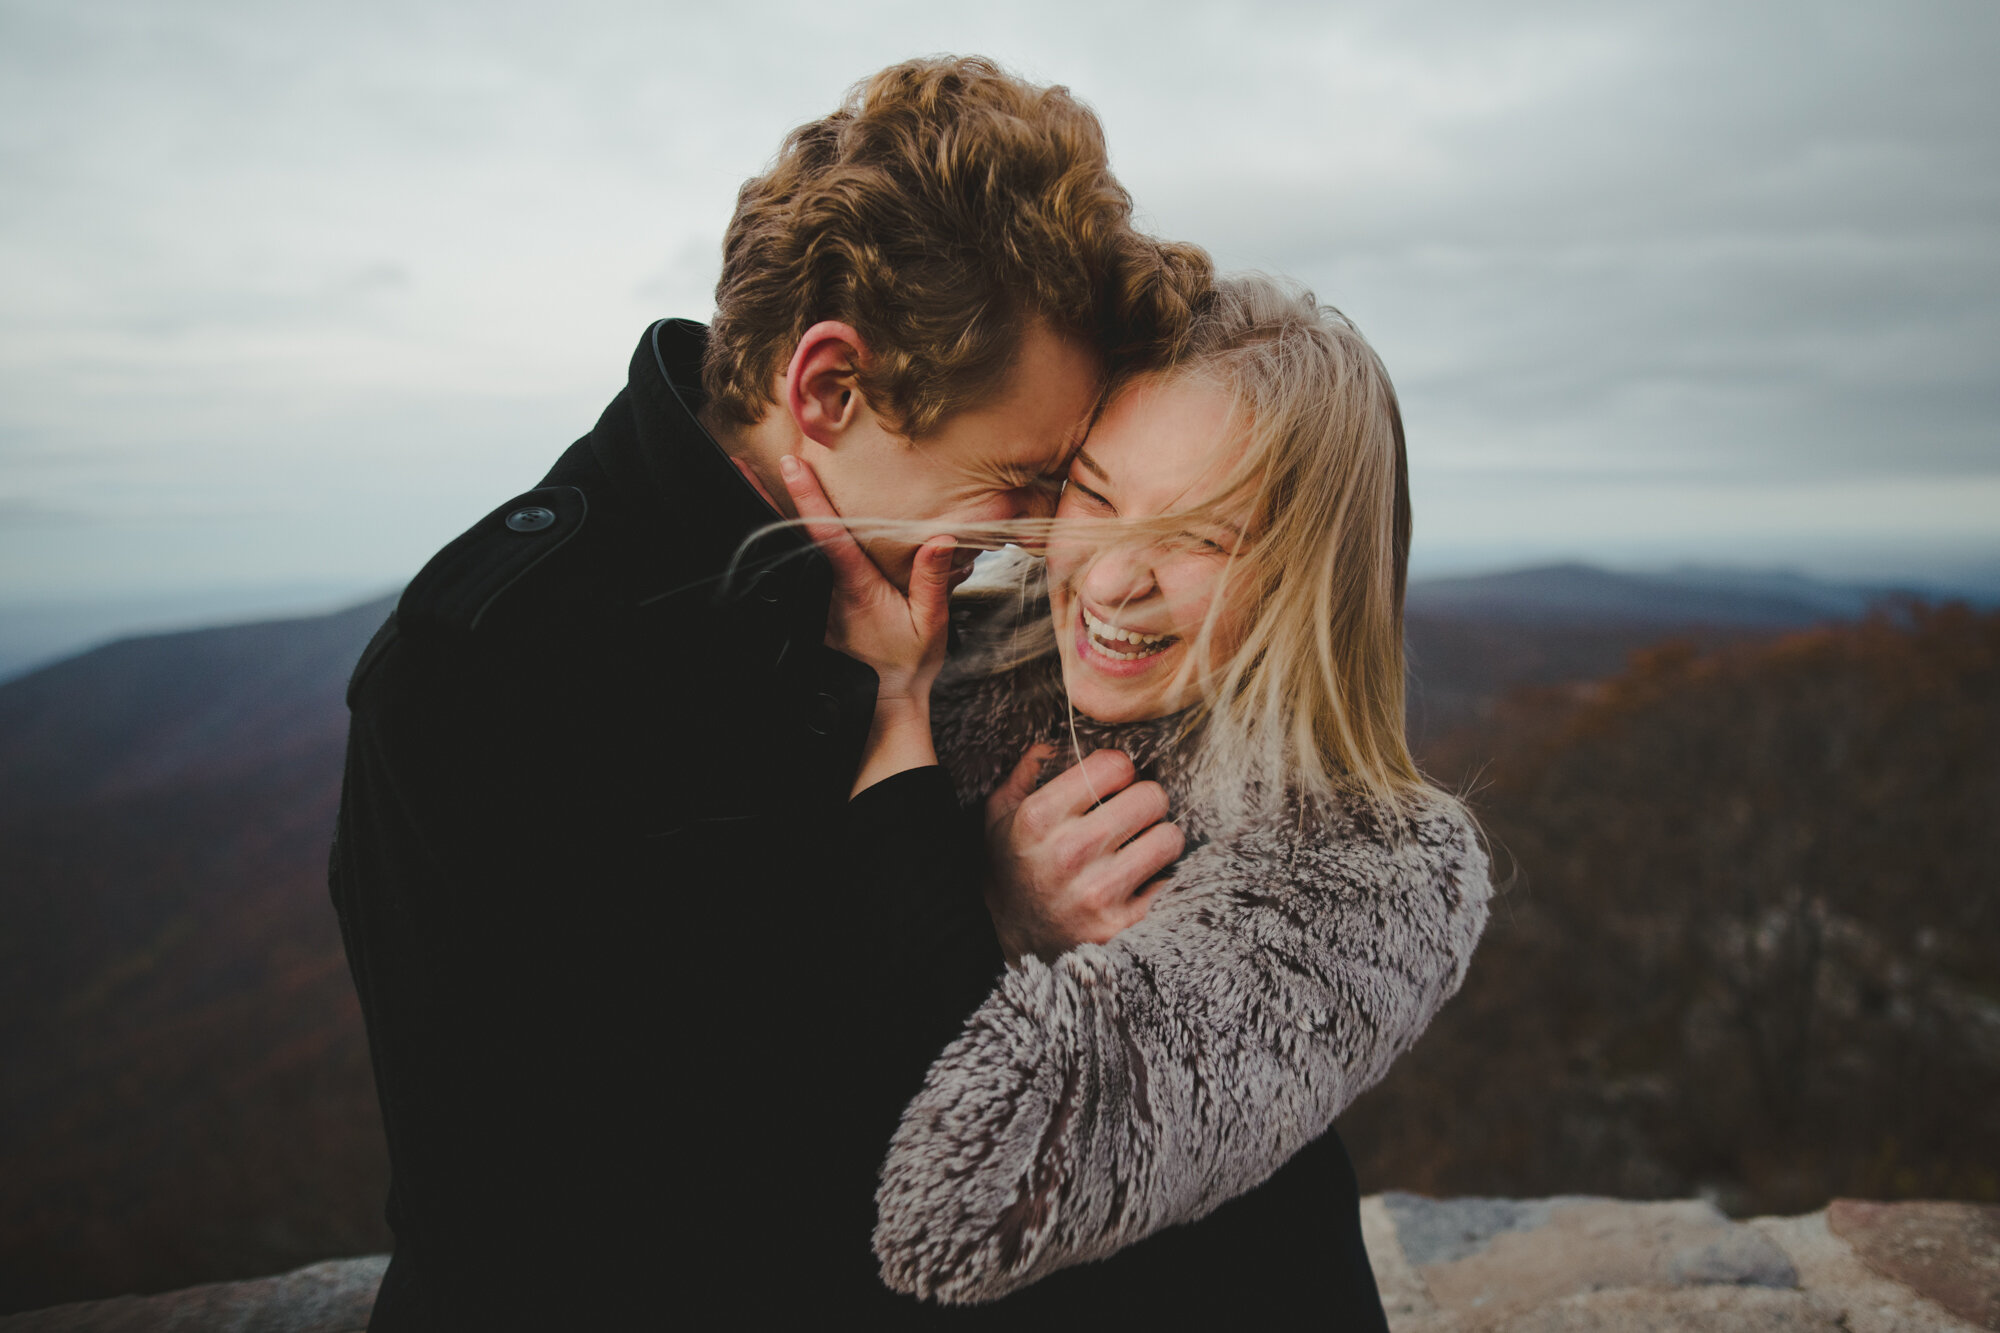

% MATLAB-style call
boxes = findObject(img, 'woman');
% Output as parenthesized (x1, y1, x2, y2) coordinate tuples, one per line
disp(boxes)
(791, 274, 1492, 1314)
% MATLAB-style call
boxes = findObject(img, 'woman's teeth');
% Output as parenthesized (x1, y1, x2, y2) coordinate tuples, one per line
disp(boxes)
(1082, 606, 1174, 661)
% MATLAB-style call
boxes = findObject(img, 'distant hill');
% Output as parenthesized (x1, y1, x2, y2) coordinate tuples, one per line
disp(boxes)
(1399, 564, 1927, 753)
(0, 565, 1943, 1311)
(0, 596, 396, 1313)
(1404, 561, 1955, 627)
(0, 596, 396, 811)
(0, 584, 392, 685)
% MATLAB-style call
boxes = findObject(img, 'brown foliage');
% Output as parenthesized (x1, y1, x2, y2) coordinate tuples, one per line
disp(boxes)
(1346, 603, 2000, 1215)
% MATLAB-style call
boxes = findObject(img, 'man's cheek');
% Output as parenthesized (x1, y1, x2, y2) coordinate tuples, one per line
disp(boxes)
(953, 492, 1024, 529)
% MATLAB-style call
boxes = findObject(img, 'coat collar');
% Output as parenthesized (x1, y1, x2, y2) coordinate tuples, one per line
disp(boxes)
(588, 318, 832, 620)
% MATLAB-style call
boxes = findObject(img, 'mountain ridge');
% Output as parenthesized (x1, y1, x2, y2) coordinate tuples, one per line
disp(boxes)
(2, 567, 1986, 1312)
(1404, 561, 1992, 627)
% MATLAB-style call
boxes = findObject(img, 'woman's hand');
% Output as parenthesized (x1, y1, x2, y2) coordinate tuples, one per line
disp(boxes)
(983, 744, 1186, 963)
(780, 454, 957, 796)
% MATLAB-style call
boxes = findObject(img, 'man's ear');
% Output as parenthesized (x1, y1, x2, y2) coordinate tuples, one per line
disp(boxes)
(783, 321, 870, 448)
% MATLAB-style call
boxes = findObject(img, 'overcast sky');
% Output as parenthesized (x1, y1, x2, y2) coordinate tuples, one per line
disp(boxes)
(2, 0, 1996, 611)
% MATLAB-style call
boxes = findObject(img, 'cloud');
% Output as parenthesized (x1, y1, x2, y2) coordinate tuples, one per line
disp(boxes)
(0, 496, 88, 526)
(0, 0, 1994, 600)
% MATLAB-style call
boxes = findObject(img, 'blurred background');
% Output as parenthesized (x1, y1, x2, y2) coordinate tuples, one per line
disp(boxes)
(1, 0, 1995, 1314)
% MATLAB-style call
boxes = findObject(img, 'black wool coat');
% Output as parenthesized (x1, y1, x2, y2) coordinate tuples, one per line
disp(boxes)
(330, 318, 1388, 1330)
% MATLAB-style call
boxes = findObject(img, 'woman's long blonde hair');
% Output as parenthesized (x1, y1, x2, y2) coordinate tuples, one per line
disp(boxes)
(742, 271, 1443, 823)
(962, 273, 1434, 824)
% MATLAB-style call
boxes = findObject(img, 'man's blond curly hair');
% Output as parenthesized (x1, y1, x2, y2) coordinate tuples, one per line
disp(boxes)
(702, 56, 1211, 438)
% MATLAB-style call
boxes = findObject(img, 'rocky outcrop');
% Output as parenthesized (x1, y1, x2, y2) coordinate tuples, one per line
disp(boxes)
(7, 1198, 1996, 1331)
(1826, 1201, 2000, 1331)
(1365, 1195, 1999, 1331)
(0, 1257, 384, 1332)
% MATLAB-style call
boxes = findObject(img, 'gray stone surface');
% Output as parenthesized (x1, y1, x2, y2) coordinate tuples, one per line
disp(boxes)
(1363, 1195, 1443, 1322)
(1829, 1199, 2000, 1330)
(1384, 1192, 1574, 1265)
(1750, 1210, 1984, 1333)
(1403, 1198, 1769, 1325)
(1491, 1285, 1851, 1332)
(1365, 1196, 1987, 1332)
(9, 1196, 1997, 1330)
(0, 1256, 386, 1333)
(1669, 1225, 1801, 1289)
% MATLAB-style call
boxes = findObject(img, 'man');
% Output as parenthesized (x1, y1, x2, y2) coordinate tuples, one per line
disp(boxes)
(330, 56, 1211, 1328)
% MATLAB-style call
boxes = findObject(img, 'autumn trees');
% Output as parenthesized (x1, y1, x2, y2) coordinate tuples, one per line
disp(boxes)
(1349, 603, 2000, 1215)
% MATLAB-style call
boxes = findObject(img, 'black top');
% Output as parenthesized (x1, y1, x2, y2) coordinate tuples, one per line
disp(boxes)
(330, 318, 1388, 1329)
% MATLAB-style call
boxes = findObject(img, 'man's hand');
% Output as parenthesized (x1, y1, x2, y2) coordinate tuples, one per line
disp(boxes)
(983, 744, 1186, 964)
(779, 454, 955, 707)
(781, 454, 958, 796)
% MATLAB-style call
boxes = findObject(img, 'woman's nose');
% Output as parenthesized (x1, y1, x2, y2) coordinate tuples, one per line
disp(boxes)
(1078, 544, 1157, 611)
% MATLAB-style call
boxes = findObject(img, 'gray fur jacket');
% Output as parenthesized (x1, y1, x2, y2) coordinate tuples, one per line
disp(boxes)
(872, 655, 1494, 1304)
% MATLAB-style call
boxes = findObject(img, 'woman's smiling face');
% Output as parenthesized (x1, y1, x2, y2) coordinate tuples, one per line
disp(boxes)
(1047, 374, 1256, 724)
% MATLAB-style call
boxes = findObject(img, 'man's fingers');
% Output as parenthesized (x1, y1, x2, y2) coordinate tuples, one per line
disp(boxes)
(1109, 820, 1186, 898)
(1028, 748, 1137, 822)
(988, 743, 1058, 824)
(777, 454, 879, 591)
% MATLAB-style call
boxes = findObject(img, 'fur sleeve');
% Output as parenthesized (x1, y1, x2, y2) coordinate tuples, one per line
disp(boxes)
(871, 794, 1492, 1304)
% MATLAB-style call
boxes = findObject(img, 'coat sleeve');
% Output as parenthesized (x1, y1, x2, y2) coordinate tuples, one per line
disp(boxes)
(871, 794, 1493, 1305)
(837, 765, 1008, 1137)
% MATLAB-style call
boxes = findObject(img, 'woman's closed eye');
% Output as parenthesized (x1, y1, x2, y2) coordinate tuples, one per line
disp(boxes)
(1178, 530, 1236, 556)
(1065, 479, 1116, 513)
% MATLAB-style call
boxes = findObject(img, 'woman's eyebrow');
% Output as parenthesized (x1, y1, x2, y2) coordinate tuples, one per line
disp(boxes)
(1073, 448, 1110, 481)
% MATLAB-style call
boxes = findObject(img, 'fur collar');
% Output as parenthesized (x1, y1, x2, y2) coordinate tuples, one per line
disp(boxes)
(874, 658, 1493, 1304)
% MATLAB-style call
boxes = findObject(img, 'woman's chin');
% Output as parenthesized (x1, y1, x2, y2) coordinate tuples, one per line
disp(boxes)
(1073, 694, 1155, 725)
(1057, 649, 1176, 724)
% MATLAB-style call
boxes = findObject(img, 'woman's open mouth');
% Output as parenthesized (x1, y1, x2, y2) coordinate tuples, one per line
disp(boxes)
(1079, 604, 1177, 666)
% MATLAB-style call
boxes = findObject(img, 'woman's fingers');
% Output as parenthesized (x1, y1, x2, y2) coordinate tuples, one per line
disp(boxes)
(986, 749, 1181, 955)
(988, 743, 1058, 825)
(1110, 875, 1172, 934)
(1024, 748, 1137, 825)
(1079, 779, 1171, 855)
(1107, 820, 1186, 900)
(777, 454, 880, 595)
